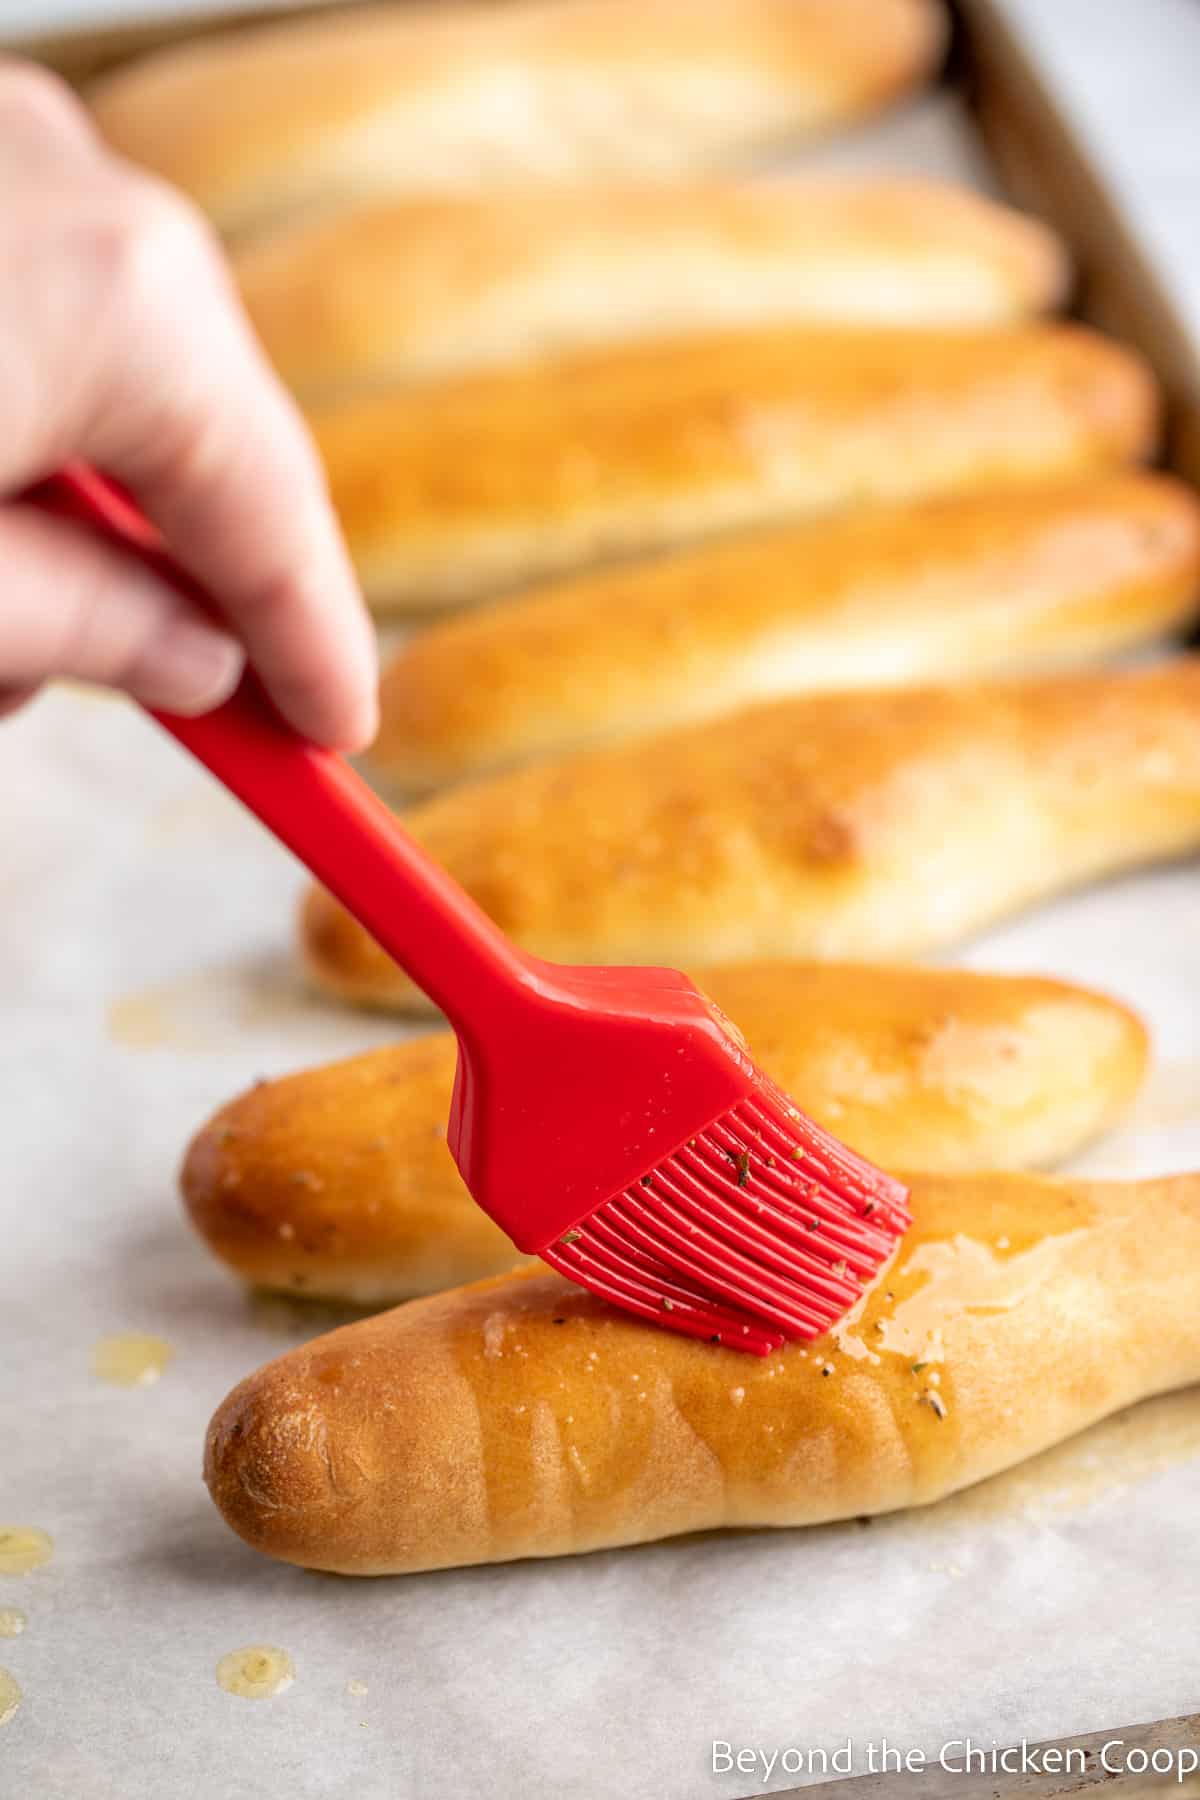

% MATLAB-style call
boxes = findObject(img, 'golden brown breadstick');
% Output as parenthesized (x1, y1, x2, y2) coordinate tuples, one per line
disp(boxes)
(303, 660, 1200, 1014)
(90, 0, 947, 237)
(181, 961, 1147, 1304)
(204, 1169, 1200, 1574)
(374, 472, 1200, 794)
(309, 322, 1157, 612)
(235, 178, 1067, 401)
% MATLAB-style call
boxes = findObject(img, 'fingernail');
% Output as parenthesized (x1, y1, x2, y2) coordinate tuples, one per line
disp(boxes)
(133, 620, 246, 715)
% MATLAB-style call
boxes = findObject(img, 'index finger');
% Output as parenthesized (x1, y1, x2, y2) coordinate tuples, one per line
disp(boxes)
(26, 166, 378, 749)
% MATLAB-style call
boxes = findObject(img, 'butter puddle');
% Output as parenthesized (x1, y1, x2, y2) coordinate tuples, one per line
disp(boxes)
(0, 1528, 53, 1576)
(91, 1332, 173, 1388)
(106, 990, 184, 1051)
(878, 1229, 1087, 1366)
(833, 1228, 1086, 1368)
(0, 1669, 21, 1728)
(216, 1645, 295, 1700)
(106, 957, 337, 1052)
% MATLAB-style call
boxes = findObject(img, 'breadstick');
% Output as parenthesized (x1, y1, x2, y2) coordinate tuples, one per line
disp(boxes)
(204, 1169, 1200, 1574)
(373, 472, 1200, 794)
(235, 178, 1067, 401)
(303, 660, 1200, 1014)
(182, 961, 1147, 1304)
(90, 0, 946, 237)
(306, 321, 1156, 611)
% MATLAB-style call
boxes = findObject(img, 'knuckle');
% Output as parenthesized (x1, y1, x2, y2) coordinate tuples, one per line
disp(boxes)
(0, 61, 85, 143)
(84, 175, 218, 313)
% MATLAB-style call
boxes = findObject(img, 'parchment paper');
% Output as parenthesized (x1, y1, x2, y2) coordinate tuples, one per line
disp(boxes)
(3, 91, 1200, 1800)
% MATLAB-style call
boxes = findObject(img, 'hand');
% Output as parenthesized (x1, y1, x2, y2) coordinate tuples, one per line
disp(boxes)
(0, 62, 377, 748)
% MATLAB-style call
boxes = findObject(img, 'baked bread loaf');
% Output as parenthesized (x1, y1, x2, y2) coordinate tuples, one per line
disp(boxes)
(303, 659, 1200, 1014)
(235, 178, 1068, 401)
(182, 961, 1147, 1304)
(306, 321, 1157, 611)
(374, 471, 1200, 794)
(204, 1168, 1200, 1574)
(90, 0, 947, 238)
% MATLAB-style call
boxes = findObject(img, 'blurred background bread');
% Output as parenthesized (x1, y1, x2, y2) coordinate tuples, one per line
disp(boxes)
(302, 660, 1200, 1012)
(310, 321, 1157, 612)
(235, 176, 1068, 401)
(372, 471, 1200, 793)
(89, 0, 947, 237)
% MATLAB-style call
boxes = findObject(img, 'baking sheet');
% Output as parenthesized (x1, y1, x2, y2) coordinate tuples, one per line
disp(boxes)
(3, 93, 1200, 1800)
(0, 0, 310, 33)
(5, 694, 1200, 1800)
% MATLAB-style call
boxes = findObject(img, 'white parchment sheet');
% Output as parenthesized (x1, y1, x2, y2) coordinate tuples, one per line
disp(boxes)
(3, 685, 1200, 1800)
(3, 73, 1200, 1800)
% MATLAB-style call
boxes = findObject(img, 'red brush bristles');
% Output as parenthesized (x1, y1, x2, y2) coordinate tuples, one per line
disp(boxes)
(539, 1074, 911, 1356)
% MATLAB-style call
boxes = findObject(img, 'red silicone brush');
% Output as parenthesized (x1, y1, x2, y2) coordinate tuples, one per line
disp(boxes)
(32, 465, 910, 1355)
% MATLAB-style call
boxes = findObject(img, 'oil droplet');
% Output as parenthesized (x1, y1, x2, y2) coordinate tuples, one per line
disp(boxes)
(730, 1387, 746, 1406)
(106, 991, 172, 1049)
(0, 1528, 53, 1575)
(346, 1680, 368, 1697)
(216, 1645, 295, 1700)
(91, 1333, 174, 1388)
(0, 1611, 26, 1638)
(0, 1669, 20, 1727)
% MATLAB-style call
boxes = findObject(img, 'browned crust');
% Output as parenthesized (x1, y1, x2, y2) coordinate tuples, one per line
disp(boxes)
(372, 472, 1200, 793)
(203, 1170, 1200, 1575)
(309, 320, 1158, 612)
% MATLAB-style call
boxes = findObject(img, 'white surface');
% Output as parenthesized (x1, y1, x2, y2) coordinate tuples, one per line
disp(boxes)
(3, 683, 1200, 1800)
(0, 7, 1199, 1796)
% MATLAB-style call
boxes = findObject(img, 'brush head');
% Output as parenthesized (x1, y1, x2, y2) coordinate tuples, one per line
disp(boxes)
(448, 961, 909, 1354)
(540, 1070, 910, 1355)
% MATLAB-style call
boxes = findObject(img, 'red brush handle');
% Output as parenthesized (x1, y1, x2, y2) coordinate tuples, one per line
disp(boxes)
(27, 464, 530, 1024)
